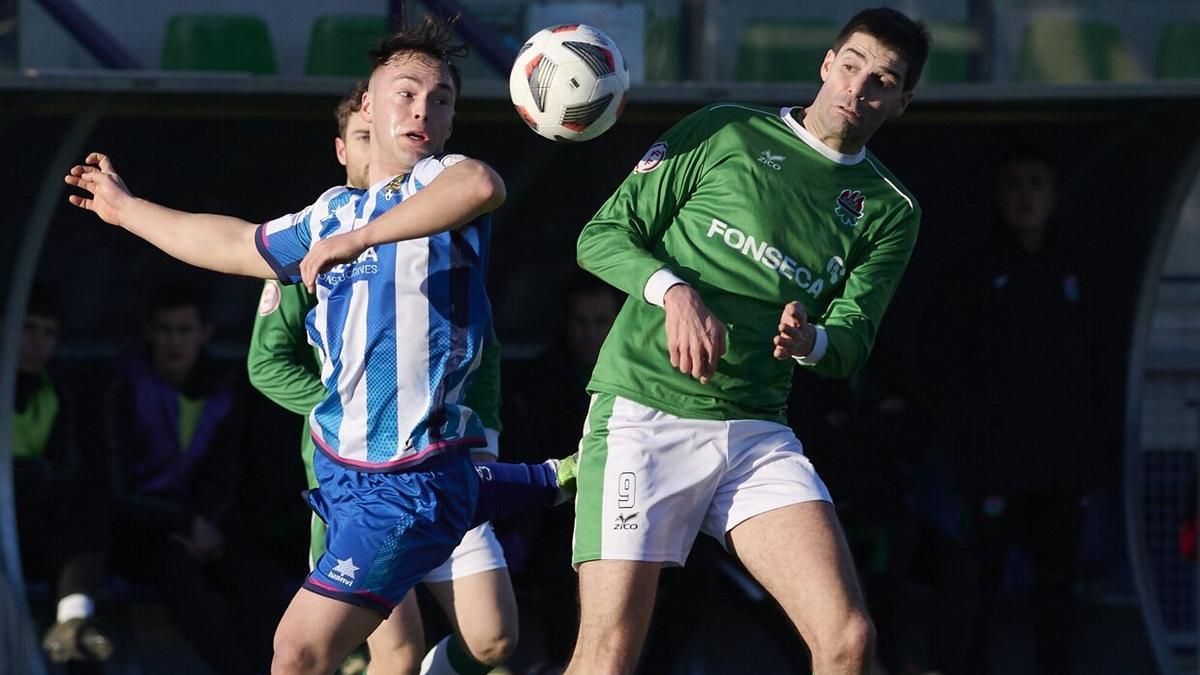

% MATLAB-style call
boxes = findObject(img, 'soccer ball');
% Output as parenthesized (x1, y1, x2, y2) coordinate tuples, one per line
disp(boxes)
(509, 24, 630, 142)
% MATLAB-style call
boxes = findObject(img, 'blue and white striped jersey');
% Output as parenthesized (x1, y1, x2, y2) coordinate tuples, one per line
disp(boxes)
(255, 153, 493, 471)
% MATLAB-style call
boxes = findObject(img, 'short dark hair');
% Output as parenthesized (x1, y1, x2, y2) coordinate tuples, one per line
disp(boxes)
(369, 12, 468, 97)
(335, 79, 369, 139)
(26, 281, 62, 323)
(833, 8, 932, 92)
(147, 282, 209, 323)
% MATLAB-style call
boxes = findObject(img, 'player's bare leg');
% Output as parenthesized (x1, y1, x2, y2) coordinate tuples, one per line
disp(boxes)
(728, 501, 874, 675)
(273, 588, 386, 675)
(565, 560, 660, 675)
(365, 590, 425, 674)
(424, 568, 518, 668)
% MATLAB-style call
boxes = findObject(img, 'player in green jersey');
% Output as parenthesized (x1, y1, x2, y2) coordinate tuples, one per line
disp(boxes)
(568, 8, 930, 674)
(247, 82, 517, 675)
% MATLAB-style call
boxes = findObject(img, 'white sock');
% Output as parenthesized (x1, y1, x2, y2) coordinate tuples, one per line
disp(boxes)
(56, 593, 94, 623)
(419, 636, 454, 675)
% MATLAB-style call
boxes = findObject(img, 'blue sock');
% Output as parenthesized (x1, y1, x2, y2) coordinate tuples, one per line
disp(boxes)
(471, 461, 559, 527)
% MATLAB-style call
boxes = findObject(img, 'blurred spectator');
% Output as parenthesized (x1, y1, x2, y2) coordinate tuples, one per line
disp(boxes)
(13, 282, 113, 669)
(927, 150, 1115, 674)
(504, 272, 620, 671)
(104, 282, 287, 674)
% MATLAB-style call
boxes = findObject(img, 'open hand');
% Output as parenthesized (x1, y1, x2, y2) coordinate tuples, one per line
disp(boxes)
(299, 230, 368, 292)
(663, 284, 726, 384)
(772, 301, 815, 360)
(64, 153, 134, 226)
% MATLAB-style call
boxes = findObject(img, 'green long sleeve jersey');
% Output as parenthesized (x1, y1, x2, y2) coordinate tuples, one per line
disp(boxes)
(578, 104, 920, 422)
(247, 280, 504, 437)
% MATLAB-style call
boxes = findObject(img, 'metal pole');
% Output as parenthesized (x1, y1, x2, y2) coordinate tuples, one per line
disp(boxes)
(30, 0, 139, 68)
(0, 96, 107, 675)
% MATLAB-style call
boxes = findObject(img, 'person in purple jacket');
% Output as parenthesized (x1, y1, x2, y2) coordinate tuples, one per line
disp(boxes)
(103, 282, 286, 674)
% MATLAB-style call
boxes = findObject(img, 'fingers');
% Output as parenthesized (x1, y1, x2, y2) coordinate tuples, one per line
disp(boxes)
(773, 335, 795, 361)
(780, 300, 808, 329)
(689, 339, 706, 381)
(773, 324, 814, 361)
(300, 253, 318, 292)
(675, 336, 693, 378)
(87, 152, 114, 173)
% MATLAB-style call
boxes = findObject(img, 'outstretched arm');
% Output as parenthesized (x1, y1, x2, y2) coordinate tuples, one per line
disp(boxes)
(299, 159, 505, 290)
(65, 152, 275, 278)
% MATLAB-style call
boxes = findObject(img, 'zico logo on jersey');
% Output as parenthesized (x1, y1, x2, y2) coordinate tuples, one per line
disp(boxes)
(757, 150, 785, 171)
(706, 219, 845, 298)
(835, 189, 866, 227)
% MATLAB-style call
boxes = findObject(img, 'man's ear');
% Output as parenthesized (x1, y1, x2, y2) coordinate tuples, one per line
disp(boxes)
(334, 137, 348, 167)
(819, 48, 836, 82)
(360, 88, 373, 123)
(891, 90, 914, 118)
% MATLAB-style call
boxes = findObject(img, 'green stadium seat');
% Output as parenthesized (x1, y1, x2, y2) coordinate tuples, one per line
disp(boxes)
(1016, 19, 1142, 82)
(1156, 22, 1200, 79)
(306, 15, 388, 77)
(736, 19, 837, 83)
(161, 14, 277, 74)
(924, 20, 975, 84)
(645, 15, 681, 82)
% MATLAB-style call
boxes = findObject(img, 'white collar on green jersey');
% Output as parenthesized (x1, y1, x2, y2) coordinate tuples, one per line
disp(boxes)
(780, 107, 866, 166)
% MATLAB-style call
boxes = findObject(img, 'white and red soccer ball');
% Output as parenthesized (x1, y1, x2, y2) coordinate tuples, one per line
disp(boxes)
(509, 24, 630, 142)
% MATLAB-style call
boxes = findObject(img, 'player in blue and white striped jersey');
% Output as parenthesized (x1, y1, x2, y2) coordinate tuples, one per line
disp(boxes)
(66, 15, 535, 675)
(257, 153, 494, 472)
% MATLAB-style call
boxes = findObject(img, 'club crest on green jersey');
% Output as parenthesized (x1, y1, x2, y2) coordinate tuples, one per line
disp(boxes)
(835, 189, 866, 227)
(635, 142, 667, 173)
(257, 280, 282, 316)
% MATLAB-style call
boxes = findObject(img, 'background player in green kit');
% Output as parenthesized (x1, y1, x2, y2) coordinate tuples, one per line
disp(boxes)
(567, 8, 930, 675)
(247, 82, 518, 674)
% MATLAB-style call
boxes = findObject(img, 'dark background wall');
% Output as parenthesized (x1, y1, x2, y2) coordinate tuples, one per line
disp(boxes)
(4, 90, 1196, 356)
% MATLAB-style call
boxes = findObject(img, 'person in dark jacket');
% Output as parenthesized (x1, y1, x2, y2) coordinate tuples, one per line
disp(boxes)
(14, 282, 113, 668)
(503, 273, 620, 672)
(927, 150, 1116, 674)
(105, 282, 286, 674)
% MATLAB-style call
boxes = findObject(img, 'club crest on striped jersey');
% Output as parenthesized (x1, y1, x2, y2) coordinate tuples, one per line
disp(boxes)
(835, 189, 866, 227)
(381, 175, 406, 201)
(635, 142, 667, 174)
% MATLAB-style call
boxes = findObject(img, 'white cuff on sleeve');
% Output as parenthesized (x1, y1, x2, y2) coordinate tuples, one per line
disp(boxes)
(476, 428, 500, 460)
(57, 593, 94, 623)
(792, 325, 828, 366)
(644, 268, 689, 307)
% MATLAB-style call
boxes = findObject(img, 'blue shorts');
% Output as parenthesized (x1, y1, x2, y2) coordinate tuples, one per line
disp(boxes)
(303, 448, 479, 614)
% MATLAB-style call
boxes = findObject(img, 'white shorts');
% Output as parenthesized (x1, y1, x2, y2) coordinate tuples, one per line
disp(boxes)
(572, 393, 831, 567)
(422, 521, 507, 584)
